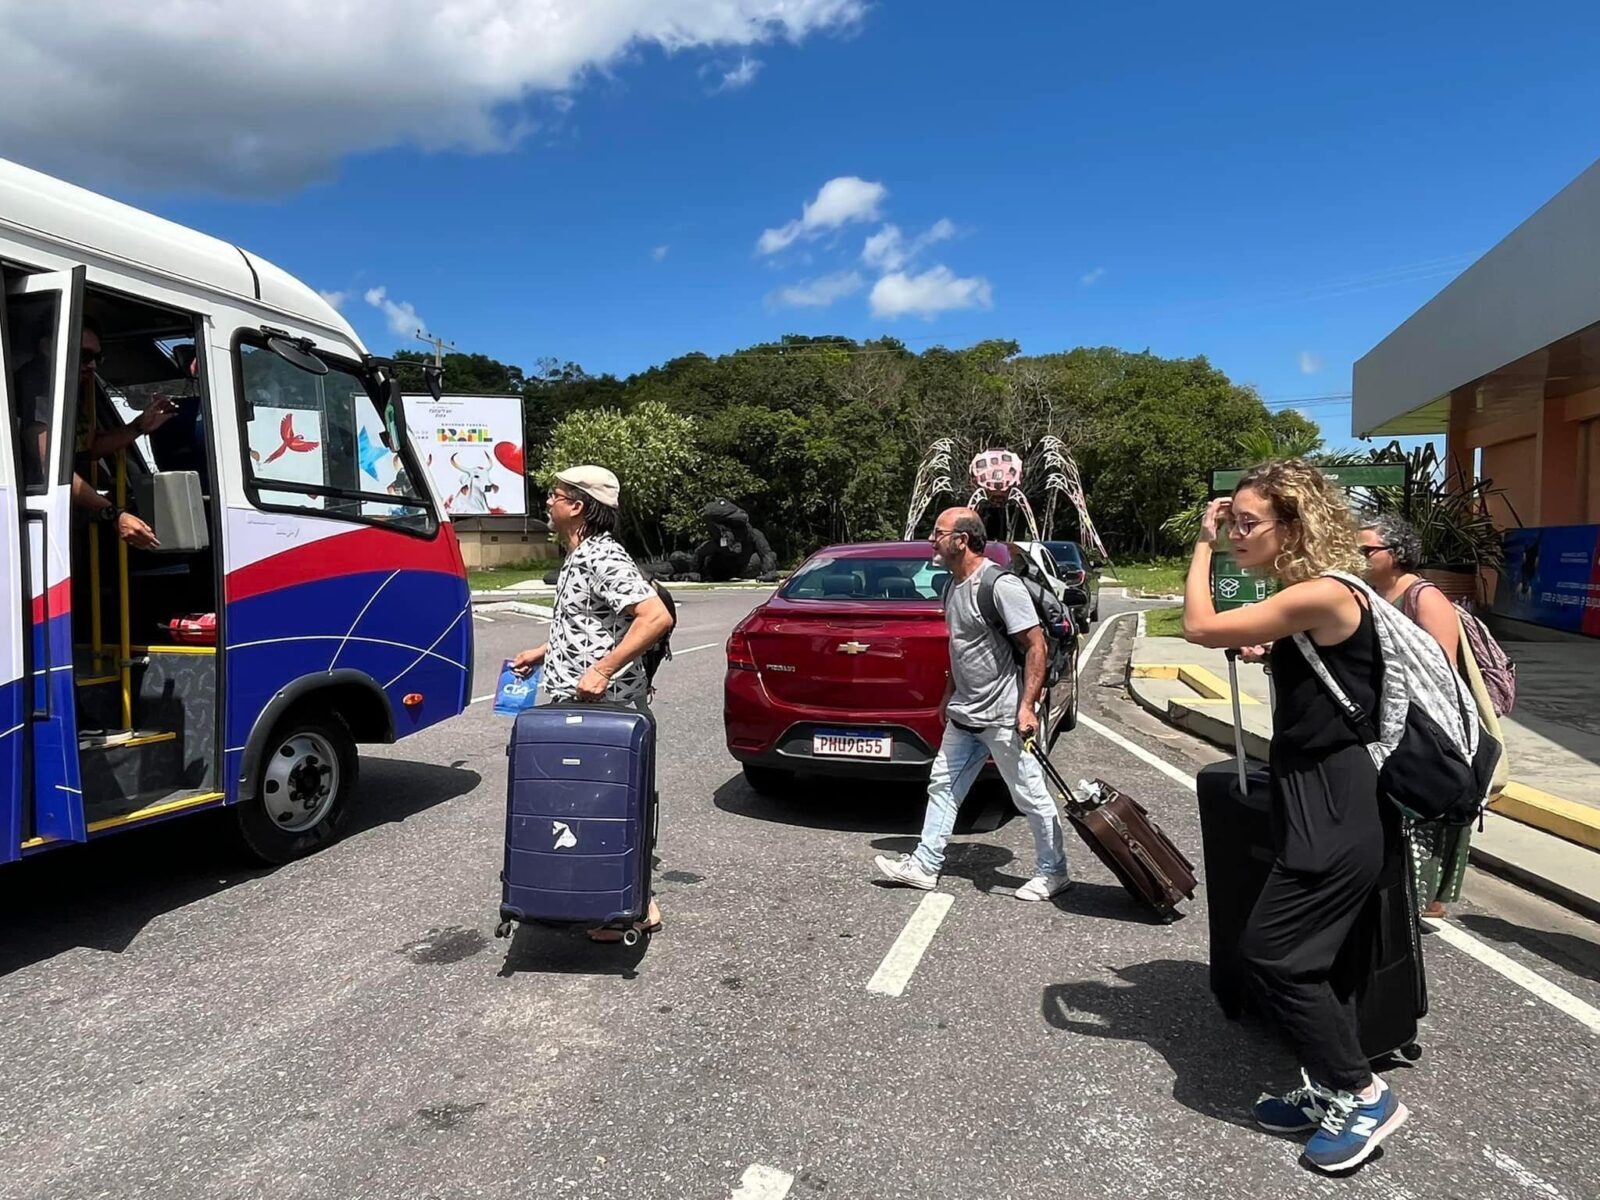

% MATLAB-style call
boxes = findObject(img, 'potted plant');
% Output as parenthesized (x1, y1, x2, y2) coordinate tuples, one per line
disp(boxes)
(1369, 445, 1507, 607)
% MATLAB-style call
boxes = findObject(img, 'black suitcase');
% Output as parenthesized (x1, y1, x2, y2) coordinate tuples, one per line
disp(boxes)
(1198, 651, 1426, 1064)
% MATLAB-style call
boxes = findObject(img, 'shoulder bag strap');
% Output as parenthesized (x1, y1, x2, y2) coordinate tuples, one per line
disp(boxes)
(1290, 632, 1382, 745)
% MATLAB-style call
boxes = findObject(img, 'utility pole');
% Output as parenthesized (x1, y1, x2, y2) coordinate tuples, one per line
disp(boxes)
(415, 328, 454, 367)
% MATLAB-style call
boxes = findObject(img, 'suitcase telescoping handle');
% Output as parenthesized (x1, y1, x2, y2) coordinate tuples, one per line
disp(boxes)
(1023, 736, 1081, 814)
(1224, 648, 1248, 793)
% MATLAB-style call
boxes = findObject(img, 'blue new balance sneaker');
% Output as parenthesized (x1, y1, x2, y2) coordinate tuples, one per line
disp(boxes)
(1302, 1077, 1409, 1173)
(1254, 1071, 1332, 1133)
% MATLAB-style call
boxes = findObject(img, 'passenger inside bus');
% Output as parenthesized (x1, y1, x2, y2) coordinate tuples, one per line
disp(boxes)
(9, 315, 167, 548)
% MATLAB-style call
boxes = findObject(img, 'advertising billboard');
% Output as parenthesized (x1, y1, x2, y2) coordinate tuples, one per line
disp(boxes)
(1494, 524, 1600, 636)
(401, 393, 528, 517)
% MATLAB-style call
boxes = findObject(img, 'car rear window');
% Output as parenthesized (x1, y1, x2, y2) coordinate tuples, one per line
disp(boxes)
(1046, 542, 1083, 568)
(780, 556, 948, 601)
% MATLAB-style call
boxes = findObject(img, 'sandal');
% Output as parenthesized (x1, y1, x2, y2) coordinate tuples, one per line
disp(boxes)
(587, 900, 662, 943)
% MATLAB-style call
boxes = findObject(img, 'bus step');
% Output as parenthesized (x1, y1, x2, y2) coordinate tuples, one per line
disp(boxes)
(78, 729, 177, 751)
(85, 788, 226, 835)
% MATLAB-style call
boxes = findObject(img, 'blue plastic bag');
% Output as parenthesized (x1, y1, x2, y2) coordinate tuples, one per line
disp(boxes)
(493, 660, 542, 718)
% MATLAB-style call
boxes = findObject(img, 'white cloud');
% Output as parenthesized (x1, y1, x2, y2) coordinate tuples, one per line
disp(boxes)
(1299, 350, 1326, 375)
(715, 56, 764, 92)
(768, 270, 865, 309)
(758, 176, 887, 254)
(364, 286, 425, 338)
(861, 218, 955, 272)
(1080, 267, 1106, 286)
(869, 266, 993, 320)
(653, 244, 670, 262)
(318, 289, 350, 311)
(0, 1, 866, 194)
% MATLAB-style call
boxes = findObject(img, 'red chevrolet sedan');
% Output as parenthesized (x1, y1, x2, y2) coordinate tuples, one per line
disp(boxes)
(724, 541, 1078, 794)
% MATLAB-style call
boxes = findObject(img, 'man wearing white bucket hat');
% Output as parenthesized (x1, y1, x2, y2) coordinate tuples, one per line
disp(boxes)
(511, 464, 673, 940)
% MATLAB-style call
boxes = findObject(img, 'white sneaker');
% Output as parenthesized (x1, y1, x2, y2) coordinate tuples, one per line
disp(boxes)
(874, 853, 938, 890)
(1014, 872, 1073, 901)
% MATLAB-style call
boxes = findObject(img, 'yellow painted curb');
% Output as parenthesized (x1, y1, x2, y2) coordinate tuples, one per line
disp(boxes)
(1130, 664, 1260, 704)
(1490, 783, 1600, 852)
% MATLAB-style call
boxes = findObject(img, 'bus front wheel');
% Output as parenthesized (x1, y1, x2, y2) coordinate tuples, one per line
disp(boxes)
(235, 711, 359, 865)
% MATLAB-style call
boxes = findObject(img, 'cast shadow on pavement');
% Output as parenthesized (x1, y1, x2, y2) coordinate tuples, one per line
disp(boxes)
(713, 772, 1018, 837)
(1042, 959, 1300, 1132)
(496, 921, 650, 980)
(1454, 912, 1600, 987)
(0, 758, 480, 978)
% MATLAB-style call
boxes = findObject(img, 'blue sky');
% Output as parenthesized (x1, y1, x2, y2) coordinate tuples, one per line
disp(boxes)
(10, 2, 1600, 448)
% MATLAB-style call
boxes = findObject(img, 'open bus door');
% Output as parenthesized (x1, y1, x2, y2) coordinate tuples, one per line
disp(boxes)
(5, 267, 87, 851)
(0, 283, 25, 862)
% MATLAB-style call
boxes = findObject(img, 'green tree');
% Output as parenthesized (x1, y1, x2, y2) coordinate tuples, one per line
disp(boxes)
(536, 401, 697, 559)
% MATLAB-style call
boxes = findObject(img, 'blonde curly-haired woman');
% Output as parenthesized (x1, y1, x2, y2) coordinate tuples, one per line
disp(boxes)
(1184, 459, 1407, 1175)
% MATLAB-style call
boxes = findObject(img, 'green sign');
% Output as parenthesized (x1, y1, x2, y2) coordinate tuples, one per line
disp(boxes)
(1205, 461, 1404, 608)
(1211, 537, 1278, 611)
(1209, 462, 1407, 495)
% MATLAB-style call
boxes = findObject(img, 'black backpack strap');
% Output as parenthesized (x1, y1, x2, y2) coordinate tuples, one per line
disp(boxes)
(974, 569, 1003, 637)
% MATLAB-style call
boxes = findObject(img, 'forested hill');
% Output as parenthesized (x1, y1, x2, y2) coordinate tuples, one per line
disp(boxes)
(392, 337, 1316, 562)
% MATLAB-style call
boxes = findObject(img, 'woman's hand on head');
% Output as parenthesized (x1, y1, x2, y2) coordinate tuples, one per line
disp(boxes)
(1199, 498, 1231, 546)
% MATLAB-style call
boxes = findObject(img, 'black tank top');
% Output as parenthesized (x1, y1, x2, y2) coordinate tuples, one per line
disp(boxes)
(1268, 598, 1384, 765)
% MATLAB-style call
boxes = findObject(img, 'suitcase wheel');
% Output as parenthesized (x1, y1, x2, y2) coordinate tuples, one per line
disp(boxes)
(494, 919, 515, 939)
(1401, 1042, 1422, 1062)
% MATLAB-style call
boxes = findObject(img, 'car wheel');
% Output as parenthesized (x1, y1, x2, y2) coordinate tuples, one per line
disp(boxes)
(233, 711, 359, 865)
(742, 764, 793, 796)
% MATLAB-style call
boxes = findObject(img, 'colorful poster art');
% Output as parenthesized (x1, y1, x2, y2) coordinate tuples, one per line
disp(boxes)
(246, 406, 325, 509)
(401, 394, 527, 517)
(1494, 525, 1600, 635)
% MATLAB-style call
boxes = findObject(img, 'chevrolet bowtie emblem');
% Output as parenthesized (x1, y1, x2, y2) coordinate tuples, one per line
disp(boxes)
(837, 641, 870, 655)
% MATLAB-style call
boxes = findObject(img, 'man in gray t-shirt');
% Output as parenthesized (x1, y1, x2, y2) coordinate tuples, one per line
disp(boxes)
(874, 508, 1070, 900)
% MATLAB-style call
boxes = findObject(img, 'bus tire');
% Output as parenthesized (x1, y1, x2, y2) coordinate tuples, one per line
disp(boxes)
(233, 710, 359, 865)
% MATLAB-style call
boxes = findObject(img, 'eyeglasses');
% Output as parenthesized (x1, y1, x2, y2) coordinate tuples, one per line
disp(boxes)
(1226, 516, 1279, 538)
(81, 350, 102, 367)
(930, 529, 962, 541)
(1359, 544, 1395, 559)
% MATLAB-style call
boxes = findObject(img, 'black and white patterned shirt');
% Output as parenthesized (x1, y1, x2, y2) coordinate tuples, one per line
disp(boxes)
(544, 533, 657, 703)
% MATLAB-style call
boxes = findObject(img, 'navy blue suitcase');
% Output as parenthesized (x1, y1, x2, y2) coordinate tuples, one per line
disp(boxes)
(496, 702, 656, 941)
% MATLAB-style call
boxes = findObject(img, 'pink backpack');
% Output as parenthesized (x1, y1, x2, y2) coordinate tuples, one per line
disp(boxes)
(1402, 581, 1516, 716)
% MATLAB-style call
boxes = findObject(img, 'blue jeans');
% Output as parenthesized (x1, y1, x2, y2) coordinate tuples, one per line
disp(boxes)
(913, 721, 1068, 878)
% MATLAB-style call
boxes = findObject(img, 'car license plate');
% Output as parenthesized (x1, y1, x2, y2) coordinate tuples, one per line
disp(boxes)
(813, 729, 892, 760)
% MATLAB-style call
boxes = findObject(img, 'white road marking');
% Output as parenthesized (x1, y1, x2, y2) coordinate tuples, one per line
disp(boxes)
(469, 694, 495, 705)
(1076, 610, 1118, 677)
(472, 612, 495, 623)
(672, 642, 721, 656)
(1481, 1148, 1565, 1198)
(1430, 919, 1600, 1036)
(1077, 711, 1198, 793)
(867, 891, 955, 997)
(1082, 609, 1600, 1036)
(731, 1164, 793, 1199)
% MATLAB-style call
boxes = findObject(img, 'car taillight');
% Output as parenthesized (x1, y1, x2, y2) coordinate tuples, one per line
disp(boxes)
(727, 627, 758, 672)
(1064, 569, 1085, 585)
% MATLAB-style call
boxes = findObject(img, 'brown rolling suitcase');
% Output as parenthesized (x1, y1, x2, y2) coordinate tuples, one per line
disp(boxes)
(1026, 739, 1197, 920)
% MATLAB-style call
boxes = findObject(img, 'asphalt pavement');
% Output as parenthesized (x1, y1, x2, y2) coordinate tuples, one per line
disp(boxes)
(0, 589, 1596, 1199)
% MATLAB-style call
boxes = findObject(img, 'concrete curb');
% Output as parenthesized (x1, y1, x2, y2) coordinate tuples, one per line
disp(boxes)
(1469, 837, 1600, 923)
(474, 599, 554, 619)
(1490, 783, 1600, 853)
(1125, 670, 1271, 761)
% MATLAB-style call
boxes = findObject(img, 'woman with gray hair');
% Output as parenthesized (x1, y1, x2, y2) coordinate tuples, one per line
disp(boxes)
(1358, 510, 1468, 918)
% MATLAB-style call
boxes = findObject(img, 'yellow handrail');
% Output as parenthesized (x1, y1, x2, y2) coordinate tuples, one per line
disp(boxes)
(116, 448, 131, 731)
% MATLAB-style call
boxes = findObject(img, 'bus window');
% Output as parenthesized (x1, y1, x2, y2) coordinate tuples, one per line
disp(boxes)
(236, 339, 433, 533)
(6, 290, 65, 493)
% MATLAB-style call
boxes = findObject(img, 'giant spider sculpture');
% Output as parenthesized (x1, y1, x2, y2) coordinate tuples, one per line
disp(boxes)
(903, 436, 1107, 559)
